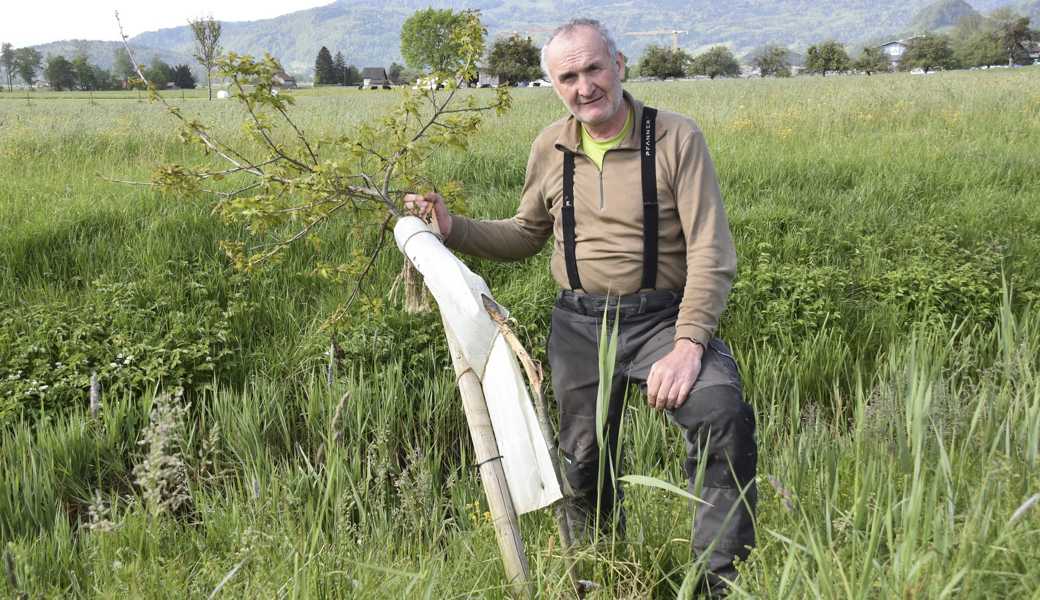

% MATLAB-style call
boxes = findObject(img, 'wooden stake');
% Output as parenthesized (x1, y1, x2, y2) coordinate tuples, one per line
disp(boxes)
(89, 372, 100, 419)
(442, 318, 531, 598)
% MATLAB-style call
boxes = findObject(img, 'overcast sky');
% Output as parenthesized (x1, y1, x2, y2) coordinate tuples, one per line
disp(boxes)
(1, 1, 333, 48)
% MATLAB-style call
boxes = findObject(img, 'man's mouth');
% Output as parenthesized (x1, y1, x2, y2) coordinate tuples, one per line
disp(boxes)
(579, 95, 604, 106)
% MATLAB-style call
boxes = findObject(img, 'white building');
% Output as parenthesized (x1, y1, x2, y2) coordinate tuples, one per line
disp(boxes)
(880, 36, 925, 69)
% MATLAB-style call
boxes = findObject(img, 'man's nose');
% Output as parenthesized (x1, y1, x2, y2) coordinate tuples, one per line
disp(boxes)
(577, 75, 595, 97)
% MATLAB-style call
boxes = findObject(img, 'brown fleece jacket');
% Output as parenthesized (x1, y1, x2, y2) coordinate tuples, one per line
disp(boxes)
(444, 92, 736, 346)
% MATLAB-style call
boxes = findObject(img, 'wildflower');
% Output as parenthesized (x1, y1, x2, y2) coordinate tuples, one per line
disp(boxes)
(133, 392, 192, 516)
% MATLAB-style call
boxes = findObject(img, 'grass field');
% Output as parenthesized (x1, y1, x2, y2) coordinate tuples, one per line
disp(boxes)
(1, 69, 1039, 598)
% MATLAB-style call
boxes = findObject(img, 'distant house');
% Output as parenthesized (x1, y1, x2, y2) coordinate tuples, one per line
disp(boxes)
(477, 67, 500, 88)
(1024, 41, 1040, 63)
(361, 67, 390, 89)
(880, 36, 924, 68)
(880, 40, 909, 67)
(273, 71, 297, 89)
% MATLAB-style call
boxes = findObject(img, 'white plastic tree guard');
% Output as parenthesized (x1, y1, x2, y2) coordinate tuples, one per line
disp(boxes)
(394, 216, 562, 512)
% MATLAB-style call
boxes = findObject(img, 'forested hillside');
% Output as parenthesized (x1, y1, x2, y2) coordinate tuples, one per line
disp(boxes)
(910, 0, 982, 31)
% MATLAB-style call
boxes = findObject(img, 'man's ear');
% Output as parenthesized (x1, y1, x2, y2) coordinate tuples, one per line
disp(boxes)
(617, 51, 627, 80)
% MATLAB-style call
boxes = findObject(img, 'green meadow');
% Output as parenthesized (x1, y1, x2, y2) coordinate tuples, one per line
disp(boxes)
(1, 69, 1039, 597)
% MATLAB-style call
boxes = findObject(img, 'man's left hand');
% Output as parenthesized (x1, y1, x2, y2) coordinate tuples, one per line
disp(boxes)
(647, 339, 704, 411)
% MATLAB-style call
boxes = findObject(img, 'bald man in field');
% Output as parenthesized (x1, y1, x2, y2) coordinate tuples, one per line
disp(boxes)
(406, 19, 756, 596)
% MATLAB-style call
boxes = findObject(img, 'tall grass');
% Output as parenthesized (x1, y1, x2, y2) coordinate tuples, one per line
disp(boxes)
(1, 70, 1039, 596)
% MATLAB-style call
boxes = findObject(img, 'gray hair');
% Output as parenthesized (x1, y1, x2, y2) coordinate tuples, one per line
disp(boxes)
(540, 19, 619, 80)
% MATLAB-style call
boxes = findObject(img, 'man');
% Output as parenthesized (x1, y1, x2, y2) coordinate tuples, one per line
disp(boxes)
(405, 19, 756, 595)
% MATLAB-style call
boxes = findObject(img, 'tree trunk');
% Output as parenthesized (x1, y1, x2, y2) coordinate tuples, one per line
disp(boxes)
(401, 258, 430, 313)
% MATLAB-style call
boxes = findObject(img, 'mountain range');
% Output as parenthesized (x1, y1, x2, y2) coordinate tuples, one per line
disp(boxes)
(28, 0, 1040, 80)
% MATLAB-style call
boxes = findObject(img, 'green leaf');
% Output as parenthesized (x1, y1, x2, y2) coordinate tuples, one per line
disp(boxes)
(618, 475, 712, 506)
(595, 303, 620, 451)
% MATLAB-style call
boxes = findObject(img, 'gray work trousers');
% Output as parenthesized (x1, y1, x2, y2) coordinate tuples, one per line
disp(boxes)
(548, 289, 757, 589)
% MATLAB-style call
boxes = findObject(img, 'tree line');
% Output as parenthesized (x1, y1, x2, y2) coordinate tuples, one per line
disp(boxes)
(6, 8, 1034, 93)
(313, 8, 543, 87)
(0, 44, 197, 92)
(636, 9, 1037, 79)
(312, 46, 409, 86)
(397, 9, 543, 86)
(1, 16, 222, 95)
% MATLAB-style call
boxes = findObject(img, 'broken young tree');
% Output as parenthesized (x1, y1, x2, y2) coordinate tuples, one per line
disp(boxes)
(115, 10, 510, 321)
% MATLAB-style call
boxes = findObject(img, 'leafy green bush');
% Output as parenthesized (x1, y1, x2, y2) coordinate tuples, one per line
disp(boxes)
(0, 269, 250, 425)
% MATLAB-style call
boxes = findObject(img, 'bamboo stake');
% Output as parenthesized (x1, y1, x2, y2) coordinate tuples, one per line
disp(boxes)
(441, 316, 531, 598)
(480, 295, 584, 592)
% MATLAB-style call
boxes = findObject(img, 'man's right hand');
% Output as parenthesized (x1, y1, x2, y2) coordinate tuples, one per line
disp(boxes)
(403, 192, 453, 238)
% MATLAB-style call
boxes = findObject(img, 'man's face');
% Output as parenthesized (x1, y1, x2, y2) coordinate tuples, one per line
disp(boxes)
(545, 26, 625, 127)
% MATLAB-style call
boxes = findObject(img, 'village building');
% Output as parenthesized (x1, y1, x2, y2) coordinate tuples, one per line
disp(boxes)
(880, 36, 925, 69)
(880, 40, 909, 68)
(273, 70, 297, 89)
(477, 67, 500, 88)
(361, 67, 391, 89)
(1024, 41, 1040, 64)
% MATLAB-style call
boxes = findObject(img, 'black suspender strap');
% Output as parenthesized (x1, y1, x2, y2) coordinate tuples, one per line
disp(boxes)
(559, 106, 659, 292)
(640, 107, 659, 290)
(561, 151, 583, 291)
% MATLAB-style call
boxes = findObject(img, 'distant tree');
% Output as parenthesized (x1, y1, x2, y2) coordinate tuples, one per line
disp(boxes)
(388, 61, 404, 84)
(112, 47, 135, 87)
(1, 43, 15, 91)
(688, 45, 740, 79)
(71, 55, 96, 90)
(954, 31, 1006, 67)
(853, 46, 889, 75)
(332, 51, 347, 85)
(400, 8, 477, 74)
(314, 46, 335, 84)
(805, 40, 851, 75)
(752, 44, 792, 77)
(172, 64, 196, 89)
(188, 16, 222, 100)
(397, 66, 423, 85)
(902, 34, 957, 72)
(93, 67, 117, 91)
(487, 35, 541, 85)
(345, 64, 361, 85)
(44, 55, 76, 91)
(14, 47, 42, 88)
(638, 44, 689, 79)
(989, 10, 1035, 66)
(145, 57, 174, 88)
